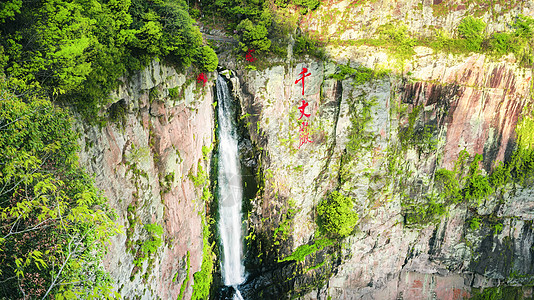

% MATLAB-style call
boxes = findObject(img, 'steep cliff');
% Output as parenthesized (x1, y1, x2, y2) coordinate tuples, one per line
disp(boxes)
(77, 60, 216, 300)
(69, 0, 534, 299)
(222, 44, 534, 298)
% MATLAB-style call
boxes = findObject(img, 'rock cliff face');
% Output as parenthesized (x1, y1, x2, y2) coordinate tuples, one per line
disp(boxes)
(301, 0, 534, 42)
(77, 60, 215, 300)
(73, 1, 534, 299)
(221, 45, 534, 299)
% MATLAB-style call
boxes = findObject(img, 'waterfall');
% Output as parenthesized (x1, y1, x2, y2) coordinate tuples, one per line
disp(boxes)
(216, 73, 245, 295)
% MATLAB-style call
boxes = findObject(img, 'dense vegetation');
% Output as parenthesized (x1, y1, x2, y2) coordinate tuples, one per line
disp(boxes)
(0, 0, 218, 120)
(317, 191, 358, 238)
(400, 104, 534, 227)
(0, 0, 220, 298)
(0, 83, 120, 298)
(432, 14, 534, 65)
(360, 14, 534, 67)
(199, 0, 322, 57)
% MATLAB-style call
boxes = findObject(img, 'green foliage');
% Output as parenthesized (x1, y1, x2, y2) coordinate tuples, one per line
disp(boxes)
(329, 64, 382, 84)
(398, 105, 421, 151)
(280, 238, 333, 262)
(457, 16, 486, 52)
(141, 223, 163, 254)
(0, 85, 120, 298)
(402, 90, 534, 227)
(513, 14, 534, 40)
(329, 65, 353, 81)
(406, 151, 494, 226)
(396, 105, 438, 155)
(429, 14, 534, 64)
(169, 87, 180, 100)
(202, 144, 212, 161)
(0, 0, 22, 23)
(160, 171, 175, 194)
(191, 217, 214, 300)
(236, 19, 271, 53)
(340, 14, 534, 68)
(134, 223, 163, 267)
(293, 0, 320, 14)
(516, 107, 534, 150)
(489, 161, 512, 188)
(0, 0, 217, 120)
(488, 32, 517, 56)
(375, 23, 416, 61)
(108, 99, 127, 125)
(464, 174, 493, 203)
(273, 200, 297, 243)
(463, 154, 493, 203)
(507, 148, 534, 186)
(403, 194, 446, 226)
(434, 169, 462, 204)
(193, 46, 219, 72)
(470, 217, 481, 230)
(345, 92, 378, 158)
(189, 8, 201, 20)
(274, 0, 290, 8)
(471, 286, 523, 300)
(317, 191, 358, 238)
(293, 34, 324, 58)
(494, 223, 503, 235)
(189, 162, 208, 188)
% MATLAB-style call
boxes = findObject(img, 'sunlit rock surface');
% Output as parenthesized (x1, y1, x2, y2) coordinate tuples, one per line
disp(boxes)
(220, 45, 534, 298)
(77, 60, 214, 300)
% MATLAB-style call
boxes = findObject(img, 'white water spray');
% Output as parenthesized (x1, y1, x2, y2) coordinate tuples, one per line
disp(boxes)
(216, 74, 245, 295)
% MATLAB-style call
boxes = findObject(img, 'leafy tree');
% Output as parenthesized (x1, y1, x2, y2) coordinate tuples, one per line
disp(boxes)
(193, 46, 219, 72)
(0, 0, 22, 23)
(236, 19, 271, 53)
(0, 0, 217, 120)
(0, 82, 120, 299)
(317, 191, 358, 238)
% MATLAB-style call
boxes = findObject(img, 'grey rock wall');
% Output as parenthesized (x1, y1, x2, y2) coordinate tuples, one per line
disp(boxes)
(224, 45, 534, 299)
(76, 60, 215, 300)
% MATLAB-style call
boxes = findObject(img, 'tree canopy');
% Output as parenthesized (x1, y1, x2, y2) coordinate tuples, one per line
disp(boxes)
(0, 82, 120, 298)
(0, 0, 217, 120)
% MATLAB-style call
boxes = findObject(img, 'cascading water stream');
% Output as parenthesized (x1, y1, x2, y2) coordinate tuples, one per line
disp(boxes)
(216, 73, 245, 299)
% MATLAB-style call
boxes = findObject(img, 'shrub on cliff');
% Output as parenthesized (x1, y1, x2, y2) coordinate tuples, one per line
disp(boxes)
(293, 0, 320, 14)
(457, 16, 486, 52)
(193, 46, 219, 72)
(317, 191, 358, 238)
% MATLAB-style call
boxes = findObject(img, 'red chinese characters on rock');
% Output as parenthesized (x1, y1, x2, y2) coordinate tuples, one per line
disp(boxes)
(294, 67, 311, 95)
(299, 120, 313, 149)
(294, 67, 314, 149)
(245, 49, 256, 62)
(297, 99, 310, 120)
(197, 72, 207, 86)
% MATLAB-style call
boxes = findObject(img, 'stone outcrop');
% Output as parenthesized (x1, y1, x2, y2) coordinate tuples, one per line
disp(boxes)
(221, 44, 534, 299)
(76, 60, 215, 300)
